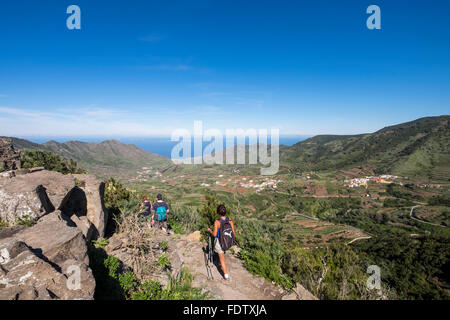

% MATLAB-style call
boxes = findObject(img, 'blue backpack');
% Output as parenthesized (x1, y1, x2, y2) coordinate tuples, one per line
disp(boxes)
(156, 205, 167, 221)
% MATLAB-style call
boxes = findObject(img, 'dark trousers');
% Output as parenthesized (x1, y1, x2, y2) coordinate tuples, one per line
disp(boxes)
(154, 220, 168, 229)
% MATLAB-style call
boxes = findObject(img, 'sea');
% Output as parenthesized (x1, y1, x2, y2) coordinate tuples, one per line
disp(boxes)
(25, 135, 308, 158)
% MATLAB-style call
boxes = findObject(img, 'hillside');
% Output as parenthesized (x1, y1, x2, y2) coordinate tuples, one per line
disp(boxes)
(1, 136, 43, 151)
(2, 137, 173, 180)
(42, 140, 173, 179)
(281, 115, 450, 181)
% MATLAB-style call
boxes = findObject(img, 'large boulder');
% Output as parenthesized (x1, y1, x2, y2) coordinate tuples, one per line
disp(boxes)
(0, 211, 95, 300)
(0, 170, 108, 241)
(0, 170, 76, 224)
(13, 211, 90, 265)
(62, 175, 108, 241)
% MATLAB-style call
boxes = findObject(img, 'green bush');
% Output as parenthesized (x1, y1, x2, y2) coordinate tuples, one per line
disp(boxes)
(104, 255, 121, 279)
(237, 218, 293, 289)
(118, 272, 139, 294)
(16, 214, 36, 227)
(282, 243, 375, 299)
(131, 280, 163, 300)
(159, 241, 168, 252)
(130, 268, 209, 300)
(383, 198, 414, 208)
(104, 178, 134, 216)
(158, 253, 171, 270)
(92, 238, 109, 249)
(428, 195, 450, 207)
(353, 234, 450, 299)
(88, 246, 125, 300)
(168, 204, 200, 234)
(197, 193, 232, 239)
(21, 149, 85, 174)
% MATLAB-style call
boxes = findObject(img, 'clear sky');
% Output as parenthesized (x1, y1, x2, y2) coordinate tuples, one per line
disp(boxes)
(0, 0, 449, 137)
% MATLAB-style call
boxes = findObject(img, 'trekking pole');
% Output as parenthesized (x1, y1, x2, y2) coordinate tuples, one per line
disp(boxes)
(206, 236, 214, 280)
(203, 243, 210, 279)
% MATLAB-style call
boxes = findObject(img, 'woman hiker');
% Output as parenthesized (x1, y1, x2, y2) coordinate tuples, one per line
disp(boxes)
(207, 204, 236, 281)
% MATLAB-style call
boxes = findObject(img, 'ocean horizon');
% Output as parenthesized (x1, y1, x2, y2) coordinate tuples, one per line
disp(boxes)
(22, 135, 309, 158)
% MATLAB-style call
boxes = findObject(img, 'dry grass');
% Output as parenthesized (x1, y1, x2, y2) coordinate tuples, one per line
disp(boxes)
(114, 213, 157, 281)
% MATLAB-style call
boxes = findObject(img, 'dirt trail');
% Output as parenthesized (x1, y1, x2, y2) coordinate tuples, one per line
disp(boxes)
(151, 229, 316, 300)
(409, 205, 447, 228)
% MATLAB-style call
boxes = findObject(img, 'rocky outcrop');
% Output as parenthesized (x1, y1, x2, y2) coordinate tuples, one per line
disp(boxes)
(0, 138, 21, 171)
(104, 227, 317, 300)
(0, 211, 95, 300)
(0, 170, 108, 241)
(0, 170, 75, 224)
(0, 168, 110, 300)
(71, 175, 108, 241)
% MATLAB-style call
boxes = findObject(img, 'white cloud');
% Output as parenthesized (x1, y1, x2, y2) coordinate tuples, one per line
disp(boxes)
(0, 106, 177, 137)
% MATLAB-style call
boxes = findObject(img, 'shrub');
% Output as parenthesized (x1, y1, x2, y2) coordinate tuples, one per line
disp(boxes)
(88, 246, 125, 300)
(237, 218, 293, 289)
(16, 214, 35, 227)
(159, 241, 168, 252)
(131, 280, 164, 300)
(104, 255, 121, 279)
(428, 195, 450, 207)
(197, 193, 232, 239)
(158, 253, 171, 271)
(92, 238, 109, 249)
(282, 243, 376, 300)
(168, 204, 199, 234)
(21, 149, 85, 174)
(104, 178, 134, 215)
(130, 268, 209, 300)
(118, 272, 139, 294)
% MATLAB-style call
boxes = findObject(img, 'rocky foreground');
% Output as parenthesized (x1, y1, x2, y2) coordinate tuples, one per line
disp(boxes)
(0, 168, 107, 300)
(105, 228, 317, 300)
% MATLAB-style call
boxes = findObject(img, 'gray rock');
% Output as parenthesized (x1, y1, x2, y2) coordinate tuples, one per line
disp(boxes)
(62, 175, 108, 241)
(0, 169, 108, 241)
(0, 170, 76, 224)
(0, 212, 96, 300)
(0, 239, 94, 300)
(13, 211, 89, 266)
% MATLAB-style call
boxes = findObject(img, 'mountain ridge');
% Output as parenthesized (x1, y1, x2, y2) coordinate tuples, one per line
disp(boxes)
(281, 115, 449, 181)
(2, 137, 173, 179)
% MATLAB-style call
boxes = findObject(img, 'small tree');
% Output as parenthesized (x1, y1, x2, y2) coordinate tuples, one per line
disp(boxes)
(197, 193, 231, 239)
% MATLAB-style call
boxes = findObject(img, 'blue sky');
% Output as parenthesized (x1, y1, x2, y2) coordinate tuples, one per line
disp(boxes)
(0, 0, 449, 137)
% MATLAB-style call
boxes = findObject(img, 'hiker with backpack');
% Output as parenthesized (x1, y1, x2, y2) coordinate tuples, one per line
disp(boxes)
(138, 196, 152, 228)
(152, 193, 170, 234)
(207, 204, 235, 281)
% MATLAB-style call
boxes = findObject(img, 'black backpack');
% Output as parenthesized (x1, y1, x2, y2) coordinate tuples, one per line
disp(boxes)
(218, 217, 235, 252)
